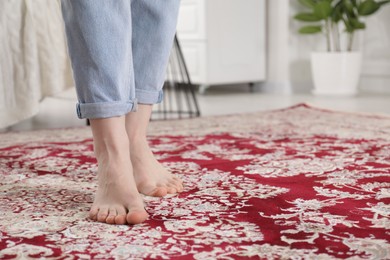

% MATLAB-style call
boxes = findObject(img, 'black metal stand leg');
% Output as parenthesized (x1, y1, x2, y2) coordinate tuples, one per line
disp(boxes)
(152, 34, 201, 120)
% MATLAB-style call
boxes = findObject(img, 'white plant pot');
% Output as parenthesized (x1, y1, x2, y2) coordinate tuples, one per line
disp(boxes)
(311, 52, 362, 96)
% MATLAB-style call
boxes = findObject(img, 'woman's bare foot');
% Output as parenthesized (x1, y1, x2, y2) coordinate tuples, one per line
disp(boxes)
(89, 155, 148, 225)
(89, 117, 148, 225)
(125, 104, 183, 197)
(130, 137, 184, 197)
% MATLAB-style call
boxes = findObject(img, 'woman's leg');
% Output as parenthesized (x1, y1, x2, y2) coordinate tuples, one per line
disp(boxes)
(127, 0, 183, 196)
(61, 0, 147, 224)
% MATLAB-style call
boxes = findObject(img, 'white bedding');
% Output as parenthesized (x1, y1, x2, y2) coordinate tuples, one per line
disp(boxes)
(0, 0, 73, 128)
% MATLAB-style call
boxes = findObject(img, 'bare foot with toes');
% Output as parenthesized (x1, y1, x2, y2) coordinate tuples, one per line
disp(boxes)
(89, 118, 149, 225)
(89, 156, 148, 225)
(130, 137, 184, 197)
(125, 104, 184, 197)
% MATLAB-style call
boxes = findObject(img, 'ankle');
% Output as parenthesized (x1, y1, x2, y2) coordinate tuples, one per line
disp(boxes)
(129, 138, 150, 153)
(128, 132, 147, 143)
(94, 138, 130, 162)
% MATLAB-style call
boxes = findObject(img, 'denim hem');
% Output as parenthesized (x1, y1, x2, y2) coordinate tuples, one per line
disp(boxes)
(135, 89, 163, 104)
(76, 100, 137, 119)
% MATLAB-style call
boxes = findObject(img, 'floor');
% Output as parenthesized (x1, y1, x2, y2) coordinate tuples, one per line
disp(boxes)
(3, 85, 390, 132)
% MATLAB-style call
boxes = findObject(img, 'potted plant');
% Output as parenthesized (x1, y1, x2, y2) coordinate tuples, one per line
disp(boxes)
(294, 0, 390, 96)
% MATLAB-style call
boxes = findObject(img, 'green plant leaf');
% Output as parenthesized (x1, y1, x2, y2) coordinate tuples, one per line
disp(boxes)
(343, 20, 354, 32)
(294, 13, 323, 21)
(299, 25, 323, 34)
(332, 4, 343, 22)
(298, 0, 317, 8)
(343, 0, 355, 12)
(341, 14, 354, 32)
(358, 0, 380, 15)
(313, 1, 333, 19)
(350, 18, 366, 29)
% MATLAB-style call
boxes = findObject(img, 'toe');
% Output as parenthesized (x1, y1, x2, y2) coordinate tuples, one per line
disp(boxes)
(173, 176, 183, 185)
(150, 187, 168, 197)
(115, 207, 127, 225)
(166, 186, 176, 194)
(106, 208, 117, 224)
(138, 181, 167, 197)
(177, 182, 184, 192)
(172, 176, 182, 182)
(169, 179, 183, 193)
(115, 215, 127, 225)
(167, 189, 176, 194)
(97, 207, 109, 223)
(171, 177, 184, 192)
(177, 184, 184, 192)
(89, 206, 99, 221)
(126, 210, 149, 225)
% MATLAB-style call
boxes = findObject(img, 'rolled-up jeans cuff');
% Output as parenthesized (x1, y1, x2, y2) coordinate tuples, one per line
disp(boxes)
(135, 89, 163, 104)
(76, 99, 138, 119)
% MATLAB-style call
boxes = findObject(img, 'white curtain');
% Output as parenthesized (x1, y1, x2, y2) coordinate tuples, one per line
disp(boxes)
(0, 0, 73, 128)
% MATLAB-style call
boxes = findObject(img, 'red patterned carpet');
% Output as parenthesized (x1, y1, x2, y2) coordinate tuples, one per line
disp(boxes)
(0, 104, 389, 259)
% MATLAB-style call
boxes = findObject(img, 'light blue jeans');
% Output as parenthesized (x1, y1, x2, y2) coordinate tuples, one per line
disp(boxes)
(61, 0, 180, 119)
